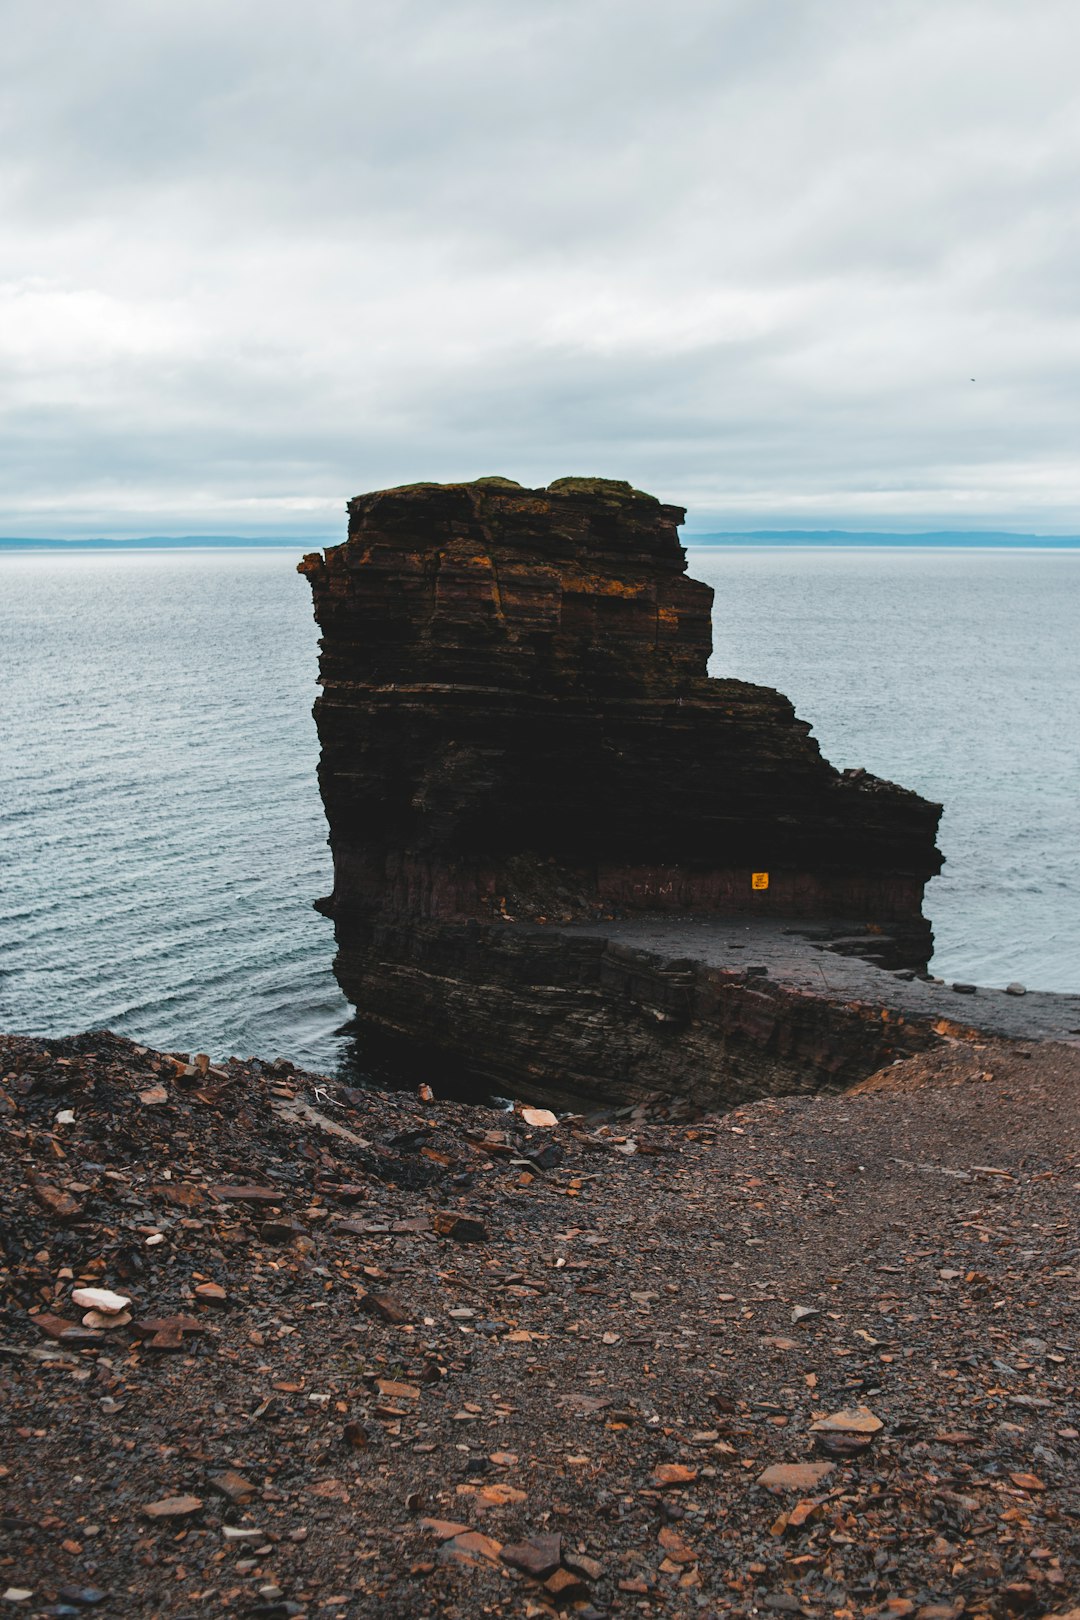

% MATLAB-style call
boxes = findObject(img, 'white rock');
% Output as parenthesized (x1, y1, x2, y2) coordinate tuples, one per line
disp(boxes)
(520, 1106, 558, 1127)
(55, 1110, 76, 1125)
(71, 1287, 131, 1315)
(82, 1309, 133, 1330)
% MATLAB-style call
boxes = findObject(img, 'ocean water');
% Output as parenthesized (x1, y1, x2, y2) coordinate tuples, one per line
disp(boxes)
(0, 550, 347, 1070)
(1, 545, 1077, 1075)
(689, 546, 1080, 996)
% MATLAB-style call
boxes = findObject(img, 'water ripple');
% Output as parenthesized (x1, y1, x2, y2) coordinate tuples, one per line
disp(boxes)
(1, 545, 1077, 1078)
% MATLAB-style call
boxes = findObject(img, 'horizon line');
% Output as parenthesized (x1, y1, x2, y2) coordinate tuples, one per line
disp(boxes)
(3, 527, 1080, 552)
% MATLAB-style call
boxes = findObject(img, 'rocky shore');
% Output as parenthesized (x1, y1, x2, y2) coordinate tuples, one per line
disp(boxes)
(326, 914, 1080, 1114)
(2, 1027, 1078, 1618)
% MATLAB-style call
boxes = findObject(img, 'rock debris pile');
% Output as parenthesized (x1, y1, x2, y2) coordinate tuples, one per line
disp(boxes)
(1, 1030, 1078, 1618)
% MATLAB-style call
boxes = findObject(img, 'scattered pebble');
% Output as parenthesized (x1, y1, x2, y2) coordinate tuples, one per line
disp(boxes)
(141, 1495, 203, 1520)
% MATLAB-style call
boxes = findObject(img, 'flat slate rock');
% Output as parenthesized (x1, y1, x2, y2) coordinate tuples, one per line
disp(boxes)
(756, 1462, 836, 1492)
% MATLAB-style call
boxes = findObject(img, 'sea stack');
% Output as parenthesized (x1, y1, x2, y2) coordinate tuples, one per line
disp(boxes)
(301, 477, 944, 1106)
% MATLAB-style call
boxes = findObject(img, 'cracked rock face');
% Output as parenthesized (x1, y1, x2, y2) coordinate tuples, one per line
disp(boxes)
(300, 477, 943, 1104)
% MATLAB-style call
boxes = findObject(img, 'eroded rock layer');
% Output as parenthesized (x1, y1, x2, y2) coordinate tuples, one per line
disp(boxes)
(301, 477, 944, 1103)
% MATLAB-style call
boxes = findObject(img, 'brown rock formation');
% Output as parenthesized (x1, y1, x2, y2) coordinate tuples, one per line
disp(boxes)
(300, 477, 944, 1105)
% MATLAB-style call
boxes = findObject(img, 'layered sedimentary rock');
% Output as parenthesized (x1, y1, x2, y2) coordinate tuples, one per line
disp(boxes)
(301, 477, 944, 1105)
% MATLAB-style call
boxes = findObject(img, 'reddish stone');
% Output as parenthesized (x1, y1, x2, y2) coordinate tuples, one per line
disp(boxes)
(30, 1312, 81, 1340)
(359, 1291, 412, 1325)
(209, 1184, 283, 1205)
(500, 1533, 562, 1580)
(431, 1211, 487, 1243)
(30, 1179, 83, 1220)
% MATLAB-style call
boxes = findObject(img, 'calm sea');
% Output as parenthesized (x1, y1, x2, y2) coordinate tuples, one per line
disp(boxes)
(1, 546, 1077, 1072)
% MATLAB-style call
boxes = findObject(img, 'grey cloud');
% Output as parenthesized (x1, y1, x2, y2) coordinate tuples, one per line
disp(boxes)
(1, 0, 1079, 534)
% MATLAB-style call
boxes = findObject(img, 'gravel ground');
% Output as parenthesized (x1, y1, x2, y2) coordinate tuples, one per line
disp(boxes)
(1, 1030, 1077, 1620)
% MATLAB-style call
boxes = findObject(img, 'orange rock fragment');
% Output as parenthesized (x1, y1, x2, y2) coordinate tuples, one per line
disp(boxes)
(649, 1462, 697, 1488)
(658, 1524, 697, 1563)
(757, 1462, 835, 1492)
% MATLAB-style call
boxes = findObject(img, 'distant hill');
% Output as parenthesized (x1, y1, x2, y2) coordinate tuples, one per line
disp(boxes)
(683, 529, 1080, 547)
(0, 535, 319, 551)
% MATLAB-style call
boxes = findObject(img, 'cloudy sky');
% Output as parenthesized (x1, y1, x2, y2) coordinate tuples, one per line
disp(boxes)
(3, 0, 1080, 536)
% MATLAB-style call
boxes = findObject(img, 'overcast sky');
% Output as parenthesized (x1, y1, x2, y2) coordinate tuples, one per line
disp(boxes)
(3, 0, 1080, 536)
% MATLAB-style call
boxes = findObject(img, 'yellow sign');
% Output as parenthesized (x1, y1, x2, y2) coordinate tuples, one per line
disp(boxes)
(751, 872, 769, 890)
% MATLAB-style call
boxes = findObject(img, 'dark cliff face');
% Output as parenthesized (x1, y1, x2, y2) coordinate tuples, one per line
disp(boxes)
(301, 476, 941, 936)
(301, 476, 944, 1106)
